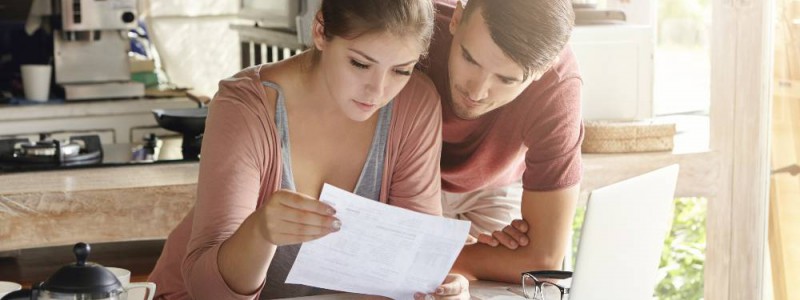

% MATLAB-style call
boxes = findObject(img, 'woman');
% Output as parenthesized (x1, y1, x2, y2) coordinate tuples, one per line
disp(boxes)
(148, 0, 468, 299)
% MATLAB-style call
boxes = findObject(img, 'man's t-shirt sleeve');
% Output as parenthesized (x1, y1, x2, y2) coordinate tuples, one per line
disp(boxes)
(522, 76, 584, 191)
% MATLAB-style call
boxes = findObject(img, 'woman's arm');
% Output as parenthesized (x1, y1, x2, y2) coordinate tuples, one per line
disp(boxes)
(180, 97, 273, 299)
(218, 190, 339, 294)
(181, 80, 341, 299)
(383, 73, 444, 215)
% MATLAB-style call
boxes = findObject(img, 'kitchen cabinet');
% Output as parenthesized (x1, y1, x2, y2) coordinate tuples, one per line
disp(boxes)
(0, 98, 198, 144)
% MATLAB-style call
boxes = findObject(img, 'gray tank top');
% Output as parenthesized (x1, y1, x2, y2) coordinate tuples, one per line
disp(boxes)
(259, 81, 392, 299)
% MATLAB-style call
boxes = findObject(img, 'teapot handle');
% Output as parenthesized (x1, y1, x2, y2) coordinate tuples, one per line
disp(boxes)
(124, 283, 156, 300)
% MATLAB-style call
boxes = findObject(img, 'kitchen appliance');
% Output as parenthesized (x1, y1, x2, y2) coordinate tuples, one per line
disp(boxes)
(0, 134, 103, 167)
(0, 243, 155, 300)
(0, 133, 186, 173)
(49, 0, 144, 101)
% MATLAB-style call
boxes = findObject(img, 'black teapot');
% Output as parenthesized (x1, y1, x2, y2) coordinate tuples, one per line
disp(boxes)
(1, 243, 155, 300)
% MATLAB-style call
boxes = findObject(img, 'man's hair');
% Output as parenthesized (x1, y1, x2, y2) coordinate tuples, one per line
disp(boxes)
(462, 0, 574, 80)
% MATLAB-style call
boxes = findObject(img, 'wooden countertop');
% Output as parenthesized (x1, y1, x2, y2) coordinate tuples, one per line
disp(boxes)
(0, 163, 200, 252)
(0, 163, 199, 194)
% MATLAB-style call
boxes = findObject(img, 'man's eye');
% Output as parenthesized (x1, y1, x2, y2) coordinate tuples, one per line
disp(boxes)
(350, 59, 369, 69)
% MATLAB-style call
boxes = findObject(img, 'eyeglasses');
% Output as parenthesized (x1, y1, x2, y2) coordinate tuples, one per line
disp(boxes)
(521, 270, 572, 300)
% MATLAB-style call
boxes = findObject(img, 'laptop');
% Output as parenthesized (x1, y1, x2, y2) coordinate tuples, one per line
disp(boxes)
(568, 164, 680, 300)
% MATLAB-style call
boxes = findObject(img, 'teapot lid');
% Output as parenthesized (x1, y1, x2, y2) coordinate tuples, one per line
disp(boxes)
(39, 243, 123, 294)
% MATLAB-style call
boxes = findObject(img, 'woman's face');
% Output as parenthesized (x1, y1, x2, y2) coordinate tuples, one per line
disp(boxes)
(315, 31, 422, 122)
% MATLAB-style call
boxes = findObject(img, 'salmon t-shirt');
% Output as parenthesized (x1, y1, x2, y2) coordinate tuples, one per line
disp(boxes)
(422, 2, 584, 193)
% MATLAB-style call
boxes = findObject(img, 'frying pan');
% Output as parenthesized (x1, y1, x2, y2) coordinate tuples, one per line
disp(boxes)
(152, 107, 207, 160)
(152, 107, 208, 135)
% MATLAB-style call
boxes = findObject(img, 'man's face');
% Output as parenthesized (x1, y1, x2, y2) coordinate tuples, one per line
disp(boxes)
(446, 4, 543, 120)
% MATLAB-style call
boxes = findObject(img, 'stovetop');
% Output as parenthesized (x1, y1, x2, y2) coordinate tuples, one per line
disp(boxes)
(0, 135, 193, 174)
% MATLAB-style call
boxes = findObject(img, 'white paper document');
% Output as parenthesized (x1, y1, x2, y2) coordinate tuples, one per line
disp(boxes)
(286, 184, 471, 299)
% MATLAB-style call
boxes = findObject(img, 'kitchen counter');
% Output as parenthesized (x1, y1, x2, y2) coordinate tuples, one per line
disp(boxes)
(0, 162, 198, 194)
(0, 163, 199, 253)
(0, 141, 719, 253)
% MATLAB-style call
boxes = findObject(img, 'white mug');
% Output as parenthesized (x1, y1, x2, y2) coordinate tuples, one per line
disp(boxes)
(105, 267, 156, 300)
(0, 281, 22, 298)
(20, 64, 52, 102)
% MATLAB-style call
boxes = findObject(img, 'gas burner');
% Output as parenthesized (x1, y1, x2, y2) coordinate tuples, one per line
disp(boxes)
(0, 134, 103, 167)
(19, 139, 81, 157)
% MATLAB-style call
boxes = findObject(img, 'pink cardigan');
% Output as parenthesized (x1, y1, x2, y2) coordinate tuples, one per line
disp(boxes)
(148, 65, 443, 300)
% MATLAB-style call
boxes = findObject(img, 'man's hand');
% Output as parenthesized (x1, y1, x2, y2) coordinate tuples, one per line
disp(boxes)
(413, 273, 470, 300)
(452, 187, 579, 283)
(476, 219, 529, 249)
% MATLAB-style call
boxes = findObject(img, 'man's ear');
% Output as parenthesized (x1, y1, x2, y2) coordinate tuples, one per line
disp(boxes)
(449, 1, 465, 35)
(312, 11, 327, 51)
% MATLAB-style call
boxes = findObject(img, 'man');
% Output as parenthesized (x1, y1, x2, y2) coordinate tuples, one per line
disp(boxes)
(421, 0, 583, 283)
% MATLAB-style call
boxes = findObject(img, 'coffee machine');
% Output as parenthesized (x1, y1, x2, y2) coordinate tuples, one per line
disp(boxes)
(50, 0, 144, 101)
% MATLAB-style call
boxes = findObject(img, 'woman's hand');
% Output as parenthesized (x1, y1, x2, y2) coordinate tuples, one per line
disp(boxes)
(414, 273, 470, 300)
(257, 190, 341, 245)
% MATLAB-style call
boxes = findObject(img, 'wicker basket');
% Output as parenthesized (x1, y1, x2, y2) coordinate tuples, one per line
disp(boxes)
(582, 120, 676, 153)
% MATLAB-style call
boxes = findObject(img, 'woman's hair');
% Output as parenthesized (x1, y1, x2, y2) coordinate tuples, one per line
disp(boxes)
(311, 0, 435, 58)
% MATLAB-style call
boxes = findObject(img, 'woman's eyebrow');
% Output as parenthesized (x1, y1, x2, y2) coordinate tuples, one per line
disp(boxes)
(349, 48, 379, 63)
(348, 48, 418, 67)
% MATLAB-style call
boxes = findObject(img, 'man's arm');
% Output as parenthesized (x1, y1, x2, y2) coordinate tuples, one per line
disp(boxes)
(451, 184, 579, 283)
